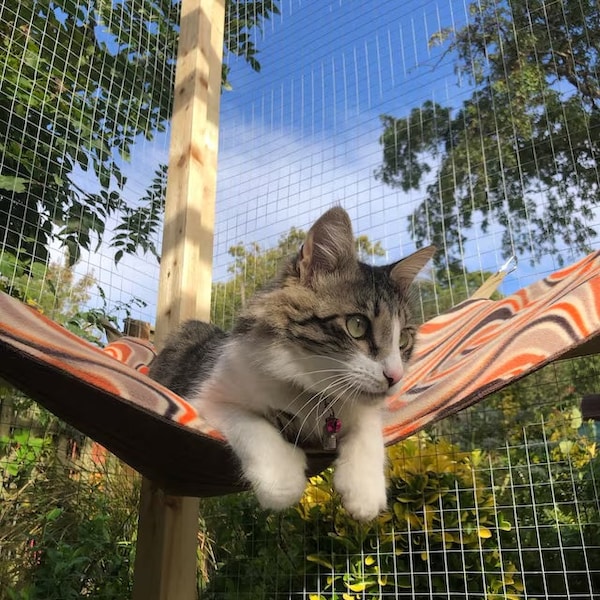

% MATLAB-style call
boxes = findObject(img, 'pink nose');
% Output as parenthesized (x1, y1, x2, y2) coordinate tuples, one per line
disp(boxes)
(383, 368, 403, 388)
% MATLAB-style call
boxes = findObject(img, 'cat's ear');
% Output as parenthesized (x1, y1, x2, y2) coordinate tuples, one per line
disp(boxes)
(298, 207, 356, 284)
(390, 246, 436, 293)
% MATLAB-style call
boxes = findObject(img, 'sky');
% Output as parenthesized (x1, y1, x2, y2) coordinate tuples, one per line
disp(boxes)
(216, 0, 463, 256)
(213, 0, 539, 293)
(64, 0, 596, 327)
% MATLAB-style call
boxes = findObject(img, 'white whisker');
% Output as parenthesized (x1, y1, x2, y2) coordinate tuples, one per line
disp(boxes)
(291, 375, 360, 447)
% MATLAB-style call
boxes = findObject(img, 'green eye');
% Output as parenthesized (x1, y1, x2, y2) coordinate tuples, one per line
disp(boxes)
(346, 314, 370, 339)
(399, 329, 412, 350)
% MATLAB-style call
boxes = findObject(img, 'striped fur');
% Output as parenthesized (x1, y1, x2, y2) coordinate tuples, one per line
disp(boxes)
(149, 207, 434, 519)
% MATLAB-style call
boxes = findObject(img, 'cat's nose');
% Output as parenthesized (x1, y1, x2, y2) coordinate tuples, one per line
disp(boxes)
(383, 368, 403, 388)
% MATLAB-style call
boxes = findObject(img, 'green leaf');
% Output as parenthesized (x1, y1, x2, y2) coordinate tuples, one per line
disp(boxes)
(306, 554, 334, 570)
(46, 507, 63, 522)
(0, 175, 29, 193)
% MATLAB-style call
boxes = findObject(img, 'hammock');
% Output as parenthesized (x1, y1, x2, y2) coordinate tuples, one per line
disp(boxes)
(1, 251, 600, 497)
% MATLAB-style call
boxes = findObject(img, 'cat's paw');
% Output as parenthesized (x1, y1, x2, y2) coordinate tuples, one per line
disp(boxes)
(246, 445, 308, 510)
(334, 466, 388, 522)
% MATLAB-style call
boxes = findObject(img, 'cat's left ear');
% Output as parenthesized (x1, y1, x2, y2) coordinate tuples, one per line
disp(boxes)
(390, 246, 436, 293)
(298, 207, 356, 285)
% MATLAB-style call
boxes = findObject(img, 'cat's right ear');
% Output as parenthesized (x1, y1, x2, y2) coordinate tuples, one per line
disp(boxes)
(298, 207, 356, 285)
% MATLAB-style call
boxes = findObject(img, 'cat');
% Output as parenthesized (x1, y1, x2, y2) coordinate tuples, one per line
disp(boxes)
(150, 207, 434, 521)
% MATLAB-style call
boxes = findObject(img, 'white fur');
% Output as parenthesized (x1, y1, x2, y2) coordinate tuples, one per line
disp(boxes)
(190, 325, 400, 520)
(382, 319, 404, 391)
(193, 342, 309, 508)
(333, 403, 387, 521)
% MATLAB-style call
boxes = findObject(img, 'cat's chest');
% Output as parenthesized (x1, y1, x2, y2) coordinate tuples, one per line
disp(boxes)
(205, 345, 351, 448)
(265, 399, 337, 450)
(229, 374, 329, 447)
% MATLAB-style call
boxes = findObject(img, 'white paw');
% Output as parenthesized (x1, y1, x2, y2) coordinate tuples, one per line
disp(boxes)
(334, 465, 388, 522)
(245, 444, 308, 510)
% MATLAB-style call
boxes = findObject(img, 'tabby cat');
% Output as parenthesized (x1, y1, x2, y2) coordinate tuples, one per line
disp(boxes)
(150, 207, 434, 521)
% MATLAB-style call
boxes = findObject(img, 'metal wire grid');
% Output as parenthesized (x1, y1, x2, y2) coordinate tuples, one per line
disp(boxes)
(0, 0, 599, 597)
(209, 1, 600, 597)
(0, 0, 172, 325)
(198, 381, 599, 598)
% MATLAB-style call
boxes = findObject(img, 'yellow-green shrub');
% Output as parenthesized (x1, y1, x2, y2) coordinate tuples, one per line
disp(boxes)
(299, 434, 523, 600)
(200, 434, 523, 599)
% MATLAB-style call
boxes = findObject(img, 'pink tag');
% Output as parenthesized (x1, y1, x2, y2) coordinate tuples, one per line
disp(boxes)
(326, 416, 341, 434)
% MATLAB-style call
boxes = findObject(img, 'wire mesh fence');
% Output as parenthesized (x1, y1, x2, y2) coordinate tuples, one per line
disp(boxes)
(196, 356, 600, 599)
(1, 0, 600, 598)
(0, 0, 172, 596)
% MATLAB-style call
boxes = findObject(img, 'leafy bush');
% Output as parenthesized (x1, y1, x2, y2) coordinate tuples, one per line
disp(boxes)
(490, 404, 599, 598)
(0, 414, 139, 599)
(300, 436, 522, 600)
(199, 434, 523, 599)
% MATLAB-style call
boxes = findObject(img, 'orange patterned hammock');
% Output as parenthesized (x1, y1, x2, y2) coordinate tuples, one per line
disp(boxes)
(1, 252, 600, 497)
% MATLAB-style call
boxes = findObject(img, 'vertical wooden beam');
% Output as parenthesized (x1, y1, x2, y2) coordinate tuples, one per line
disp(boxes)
(132, 1, 225, 599)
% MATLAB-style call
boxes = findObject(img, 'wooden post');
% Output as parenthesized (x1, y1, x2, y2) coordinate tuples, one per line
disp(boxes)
(132, 1, 225, 598)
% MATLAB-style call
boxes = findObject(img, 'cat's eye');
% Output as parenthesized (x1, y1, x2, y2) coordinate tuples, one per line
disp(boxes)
(399, 329, 412, 350)
(346, 314, 370, 339)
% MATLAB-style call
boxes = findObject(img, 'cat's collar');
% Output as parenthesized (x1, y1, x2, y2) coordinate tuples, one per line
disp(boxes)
(324, 412, 341, 450)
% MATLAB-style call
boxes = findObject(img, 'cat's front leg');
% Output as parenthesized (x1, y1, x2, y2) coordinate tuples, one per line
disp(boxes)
(333, 406, 387, 521)
(212, 407, 309, 510)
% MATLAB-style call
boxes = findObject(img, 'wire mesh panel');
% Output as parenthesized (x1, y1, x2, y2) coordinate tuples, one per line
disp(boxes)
(197, 362, 600, 599)
(1, 0, 600, 598)
(0, 0, 175, 596)
(204, 0, 600, 598)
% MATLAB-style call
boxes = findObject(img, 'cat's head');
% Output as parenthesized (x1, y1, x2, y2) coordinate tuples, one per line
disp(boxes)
(238, 207, 435, 408)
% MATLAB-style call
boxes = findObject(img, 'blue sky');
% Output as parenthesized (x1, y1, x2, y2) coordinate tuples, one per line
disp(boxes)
(67, 0, 594, 326)
(213, 0, 521, 300)
(216, 0, 463, 252)
(223, 0, 465, 124)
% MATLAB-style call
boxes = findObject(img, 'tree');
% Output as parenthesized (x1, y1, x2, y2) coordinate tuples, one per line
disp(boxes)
(0, 0, 279, 265)
(375, 0, 600, 265)
(0, 252, 94, 319)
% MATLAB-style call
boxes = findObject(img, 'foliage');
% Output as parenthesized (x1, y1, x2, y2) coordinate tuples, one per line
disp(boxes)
(0, 0, 279, 266)
(0, 250, 149, 343)
(0, 252, 94, 319)
(197, 493, 308, 597)
(375, 0, 600, 265)
(68, 284, 148, 345)
(433, 355, 600, 451)
(301, 437, 522, 600)
(0, 249, 143, 598)
(0, 425, 139, 599)
(0, 228, 597, 598)
(493, 402, 600, 598)
(112, 164, 168, 264)
(432, 355, 600, 597)
(0, 429, 52, 489)
(199, 435, 523, 599)
(223, 1, 281, 91)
